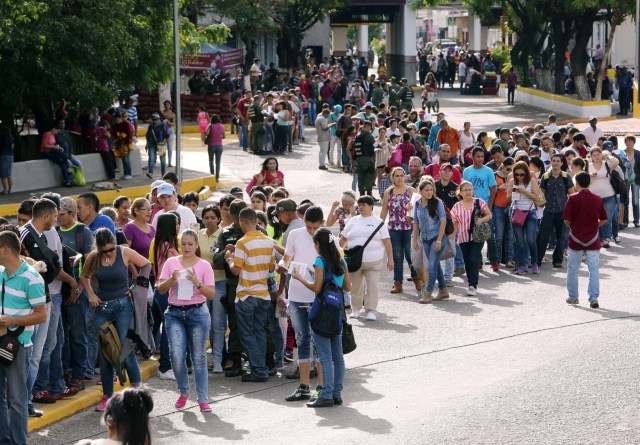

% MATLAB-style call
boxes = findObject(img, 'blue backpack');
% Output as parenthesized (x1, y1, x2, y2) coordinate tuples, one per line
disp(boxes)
(309, 258, 344, 338)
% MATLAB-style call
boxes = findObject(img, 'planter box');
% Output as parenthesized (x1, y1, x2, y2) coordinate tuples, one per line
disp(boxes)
(498, 85, 612, 118)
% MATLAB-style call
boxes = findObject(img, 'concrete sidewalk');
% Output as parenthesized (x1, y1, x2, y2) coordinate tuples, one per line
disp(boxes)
(28, 358, 158, 432)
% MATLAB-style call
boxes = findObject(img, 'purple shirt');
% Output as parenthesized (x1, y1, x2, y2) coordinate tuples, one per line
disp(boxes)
(122, 222, 155, 258)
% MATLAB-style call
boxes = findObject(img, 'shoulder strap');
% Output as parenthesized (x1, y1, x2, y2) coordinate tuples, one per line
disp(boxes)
(362, 221, 385, 250)
(26, 225, 57, 266)
(1, 279, 25, 336)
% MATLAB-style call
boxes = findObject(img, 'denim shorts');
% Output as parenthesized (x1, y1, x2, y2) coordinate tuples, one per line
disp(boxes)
(0, 154, 13, 178)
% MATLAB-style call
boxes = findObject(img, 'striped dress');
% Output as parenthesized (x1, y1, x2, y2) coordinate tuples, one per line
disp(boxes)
(0, 260, 46, 346)
(234, 230, 276, 301)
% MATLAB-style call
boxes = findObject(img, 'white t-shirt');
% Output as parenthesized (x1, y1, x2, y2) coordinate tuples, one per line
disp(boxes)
(544, 123, 559, 132)
(44, 228, 64, 295)
(342, 215, 390, 263)
(406, 193, 421, 220)
(152, 204, 198, 234)
(284, 227, 317, 303)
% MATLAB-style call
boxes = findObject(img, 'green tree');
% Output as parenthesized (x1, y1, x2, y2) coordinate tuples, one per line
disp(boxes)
(0, 0, 228, 134)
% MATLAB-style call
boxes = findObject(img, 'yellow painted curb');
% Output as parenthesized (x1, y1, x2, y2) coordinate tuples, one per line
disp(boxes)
(28, 359, 159, 432)
(0, 176, 217, 217)
(198, 185, 212, 201)
(137, 124, 231, 137)
(518, 87, 610, 106)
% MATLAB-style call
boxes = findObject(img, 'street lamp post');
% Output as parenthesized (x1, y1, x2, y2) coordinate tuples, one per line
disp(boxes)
(173, 0, 182, 183)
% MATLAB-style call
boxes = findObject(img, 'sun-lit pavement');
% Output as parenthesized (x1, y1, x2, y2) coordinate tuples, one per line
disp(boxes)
(31, 91, 640, 445)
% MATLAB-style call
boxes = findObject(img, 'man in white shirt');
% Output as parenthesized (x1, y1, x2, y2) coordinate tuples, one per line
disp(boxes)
(582, 116, 603, 148)
(280, 207, 324, 403)
(458, 59, 467, 92)
(315, 108, 332, 170)
(151, 183, 197, 232)
(544, 114, 560, 133)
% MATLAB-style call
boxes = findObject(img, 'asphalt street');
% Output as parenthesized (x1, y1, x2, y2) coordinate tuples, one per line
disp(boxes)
(30, 90, 640, 445)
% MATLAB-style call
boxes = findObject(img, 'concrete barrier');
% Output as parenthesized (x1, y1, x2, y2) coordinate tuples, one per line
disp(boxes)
(497, 85, 612, 118)
(13, 149, 144, 193)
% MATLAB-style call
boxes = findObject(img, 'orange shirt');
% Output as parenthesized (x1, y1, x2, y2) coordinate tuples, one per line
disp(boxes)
(436, 127, 460, 157)
(494, 173, 509, 207)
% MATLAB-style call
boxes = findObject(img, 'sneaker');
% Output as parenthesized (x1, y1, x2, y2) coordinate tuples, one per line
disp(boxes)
(319, 165, 328, 170)
(66, 378, 86, 391)
(33, 391, 57, 404)
(95, 395, 110, 412)
(590, 301, 600, 309)
(602, 239, 611, 248)
(506, 261, 515, 268)
(212, 362, 224, 374)
(531, 264, 540, 274)
(491, 263, 500, 272)
(329, 162, 335, 167)
(446, 280, 453, 287)
(614, 236, 622, 244)
(454, 267, 466, 277)
(513, 267, 526, 275)
(275, 359, 285, 371)
(552, 262, 563, 268)
(634, 222, 640, 228)
(123, 175, 133, 180)
(349, 309, 363, 319)
(175, 394, 189, 409)
(285, 384, 311, 402)
(146, 172, 152, 179)
(56, 386, 79, 398)
(158, 369, 176, 380)
(365, 311, 377, 321)
(28, 404, 43, 417)
(199, 402, 212, 412)
(566, 298, 579, 305)
(310, 385, 323, 403)
(284, 349, 294, 363)
(466, 286, 477, 296)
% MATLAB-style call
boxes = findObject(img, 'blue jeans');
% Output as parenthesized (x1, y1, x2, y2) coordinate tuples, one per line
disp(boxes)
(567, 248, 600, 302)
(511, 209, 538, 268)
(33, 293, 63, 395)
(93, 297, 141, 396)
(27, 302, 51, 395)
(153, 289, 171, 373)
(624, 182, 639, 224)
(235, 297, 270, 378)
(536, 212, 565, 265)
(459, 75, 467, 92)
(493, 206, 515, 263)
(308, 100, 317, 125)
(240, 122, 249, 151)
(389, 229, 417, 282)
(0, 344, 30, 445)
(165, 304, 211, 403)
(121, 152, 132, 176)
(311, 330, 344, 400)
(62, 291, 89, 379)
(612, 196, 620, 238)
(147, 146, 166, 176)
(167, 127, 175, 166)
(423, 237, 445, 292)
(207, 145, 223, 180)
(45, 150, 71, 184)
(207, 281, 227, 365)
(459, 241, 482, 287)
(288, 301, 312, 363)
(85, 303, 98, 378)
(599, 195, 616, 240)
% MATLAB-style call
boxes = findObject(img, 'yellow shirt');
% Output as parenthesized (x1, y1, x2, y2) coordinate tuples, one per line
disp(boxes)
(234, 230, 275, 301)
(199, 228, 225, 282)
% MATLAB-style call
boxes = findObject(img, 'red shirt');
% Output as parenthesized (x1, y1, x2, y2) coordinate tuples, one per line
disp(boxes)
(397, 141, 416, 165)
(237, 98, 251, 120)
(298, 80, 311, 99)
(563, 189, 606, 250)
(425, 163, 462, 184)
(40, 131, 57, 153)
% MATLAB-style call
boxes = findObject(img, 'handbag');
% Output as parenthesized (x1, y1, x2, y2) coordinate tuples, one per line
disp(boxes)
(341, 290, 357, 355)
(511, 201, 534, 227)
(343, 221, 385, 273)
(0, 280, 25, 366)
(151, 127, 167, 156)
(439, 237, 456, 261)
(470, 199, 492, 244)
(605, 162, 626, 195)
(387, 148, 403, 168)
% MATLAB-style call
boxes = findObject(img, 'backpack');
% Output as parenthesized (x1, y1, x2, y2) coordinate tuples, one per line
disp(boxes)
(540, 171, 571, 193)
(605, 162, 627, 195)
(98, 321, 127, 385)
(402, 87, 414, 101)
(309, 259, 344, 338)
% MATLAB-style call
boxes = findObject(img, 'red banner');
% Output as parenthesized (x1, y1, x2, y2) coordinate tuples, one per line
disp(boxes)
(180, 49, 244, 72)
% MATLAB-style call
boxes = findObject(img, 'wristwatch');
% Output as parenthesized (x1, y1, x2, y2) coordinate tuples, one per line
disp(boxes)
(197, 283, 203, 290)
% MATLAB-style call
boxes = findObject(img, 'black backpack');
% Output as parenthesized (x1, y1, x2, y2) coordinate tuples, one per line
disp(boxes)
(403, 87, 414, 101)
(309, 260, 343, 338)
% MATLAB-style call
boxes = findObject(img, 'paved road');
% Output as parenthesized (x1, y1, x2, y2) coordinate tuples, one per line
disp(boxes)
(31, 91, 640, 445)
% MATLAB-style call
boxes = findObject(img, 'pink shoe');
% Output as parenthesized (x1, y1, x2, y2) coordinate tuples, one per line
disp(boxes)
(95, 394, 110, 411)
(175, 394, 189, 409)
(199, 402, 212, 412)
(531, 263, 540, 274)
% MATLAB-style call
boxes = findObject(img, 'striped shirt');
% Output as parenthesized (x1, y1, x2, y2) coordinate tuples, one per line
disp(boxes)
(0, 260, 46, 346)
(450, 198, 488, 244)
(127, 106, 138, 122)
(234, 230, 275, 301)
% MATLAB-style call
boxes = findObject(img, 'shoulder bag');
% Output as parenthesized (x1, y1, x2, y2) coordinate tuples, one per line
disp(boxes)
(309, 260, 343, 338)
(0, 280, 25, 366)
(511, 200, 534, 227)
(344, 221, 385, 273)
(605, 162, 626, 195)
(470, 199, 491, 244)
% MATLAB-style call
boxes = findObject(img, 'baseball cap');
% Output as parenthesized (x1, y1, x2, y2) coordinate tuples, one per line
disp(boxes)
(150, 180, 165, 192)
(499, 128, 511, 135)
(229, 199, 247, 218)
(333, 104, 343, 112)
(156, 183, 175, 196)
(418, 110, 426, 116)
(602, 141, 614, 151)
(588, 115, 597, 121)
(274, 198, 297, 215)
(440, 163, 453, 171)
(229, 186, 243, 196)
(59, 197, 77, 213)
(151, 112, 160, 119)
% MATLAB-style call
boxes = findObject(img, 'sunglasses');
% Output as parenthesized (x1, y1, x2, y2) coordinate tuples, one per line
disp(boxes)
(101, 247, 116, 254)
(514, 173, 525, 177)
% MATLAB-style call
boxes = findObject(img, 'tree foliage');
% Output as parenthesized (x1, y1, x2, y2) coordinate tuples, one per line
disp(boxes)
(0, 0, 228, 130)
